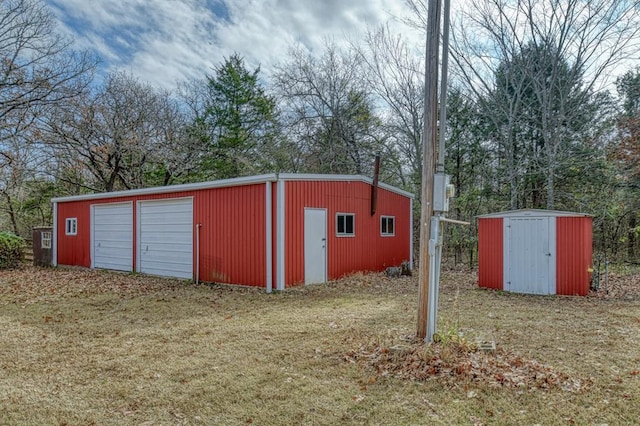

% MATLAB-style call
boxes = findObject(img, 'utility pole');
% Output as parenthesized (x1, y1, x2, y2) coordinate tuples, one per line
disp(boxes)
(417, 0, 442, 340)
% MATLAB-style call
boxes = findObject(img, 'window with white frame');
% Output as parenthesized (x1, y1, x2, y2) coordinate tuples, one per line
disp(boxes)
(41, 231, 52, 249)
(381, 216, 395, 236)
(65, 218, 77, 236)
(336, 213, 355, 237)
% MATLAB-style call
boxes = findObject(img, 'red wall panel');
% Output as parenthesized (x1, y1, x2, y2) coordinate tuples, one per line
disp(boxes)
(56, 201, 92, 268)
(284, 181, 411, 286)
(556, 217, 592, 296)
(478, 218, 503, 290)
(195, 184, 266, 286)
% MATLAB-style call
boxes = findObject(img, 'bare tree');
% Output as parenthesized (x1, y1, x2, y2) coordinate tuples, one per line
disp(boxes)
(150, 92, 205, 185)
(46, 72, 191, 192)
(356, 25, 425, 188)
(0, 0, 95, 142)
(0, 0, 95, 230)
(273, 41, 384, 175)
(452, 0, 640, 209)
(0, 101, 57, 234)
(404, 0, 640, 209)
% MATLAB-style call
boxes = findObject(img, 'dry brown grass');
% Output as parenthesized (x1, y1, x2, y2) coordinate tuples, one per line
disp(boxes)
(0, 266, 639, 425)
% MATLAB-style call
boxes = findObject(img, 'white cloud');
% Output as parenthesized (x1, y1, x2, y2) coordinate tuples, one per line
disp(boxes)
(47, 0, 424, 89)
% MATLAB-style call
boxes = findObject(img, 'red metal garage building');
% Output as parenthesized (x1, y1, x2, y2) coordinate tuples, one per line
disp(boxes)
(478, 209, 592, 296)
(52, 174, 413, 291)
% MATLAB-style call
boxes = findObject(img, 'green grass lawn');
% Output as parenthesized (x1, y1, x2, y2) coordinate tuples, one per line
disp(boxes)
(1, 266, 638, 425)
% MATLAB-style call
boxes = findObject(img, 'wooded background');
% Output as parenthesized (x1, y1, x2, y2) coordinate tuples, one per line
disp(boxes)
(2, 0, 639, 265)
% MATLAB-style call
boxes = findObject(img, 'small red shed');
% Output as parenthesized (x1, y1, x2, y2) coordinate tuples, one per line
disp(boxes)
(52, 173, 413, 291)
(477, 209, 592, 296)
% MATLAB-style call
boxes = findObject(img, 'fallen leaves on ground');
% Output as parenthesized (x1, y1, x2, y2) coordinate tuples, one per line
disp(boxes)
(0, 265, 231, 305)
(345, 338, 592, 393)
(590, 272, 640, 300)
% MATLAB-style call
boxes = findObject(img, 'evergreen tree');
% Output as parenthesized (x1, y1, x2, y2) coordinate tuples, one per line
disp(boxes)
(201, 54, 281, 179)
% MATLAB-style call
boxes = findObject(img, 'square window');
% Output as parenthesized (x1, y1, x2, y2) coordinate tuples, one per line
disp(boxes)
(65, 218, 77, 236)
(381, 216, 395, 236)
(41, 231, 52, 249)
(336, 213, 355, 237)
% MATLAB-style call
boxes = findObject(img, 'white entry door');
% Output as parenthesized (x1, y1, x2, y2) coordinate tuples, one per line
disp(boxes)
(92, 202, 133, 271)
(138, 198, 193, 279)
(504, 217, 556, 295)
(304, 208, 327, 284)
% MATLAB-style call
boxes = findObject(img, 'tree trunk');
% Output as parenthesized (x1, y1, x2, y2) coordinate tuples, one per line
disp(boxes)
(546, 165, 554, 210)
(629, 214, 637, 261)
(508, 141, 518, 210)
(2, 191, 20, 235)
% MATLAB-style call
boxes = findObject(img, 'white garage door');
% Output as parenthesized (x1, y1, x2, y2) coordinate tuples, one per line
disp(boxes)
(92, 202, 133, 271)
(138, 198, 193, 279)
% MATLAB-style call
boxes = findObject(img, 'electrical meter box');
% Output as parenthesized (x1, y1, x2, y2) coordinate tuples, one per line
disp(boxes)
(433, 173, 455, 212)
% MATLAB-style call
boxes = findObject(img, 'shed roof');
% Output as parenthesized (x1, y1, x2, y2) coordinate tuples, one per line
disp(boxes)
(52, 173, 414, 203)
(477, 209, 591, 219)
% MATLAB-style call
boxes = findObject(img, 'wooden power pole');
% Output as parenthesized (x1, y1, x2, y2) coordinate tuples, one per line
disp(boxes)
(417, 0, 442, 340)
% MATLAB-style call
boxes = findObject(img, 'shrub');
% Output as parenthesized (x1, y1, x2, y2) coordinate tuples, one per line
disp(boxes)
(0, 232, 26, 269)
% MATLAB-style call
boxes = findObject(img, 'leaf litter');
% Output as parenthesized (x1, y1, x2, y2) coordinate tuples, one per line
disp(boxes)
(344, 338, 591, 392)
(336, 267, 639, 394)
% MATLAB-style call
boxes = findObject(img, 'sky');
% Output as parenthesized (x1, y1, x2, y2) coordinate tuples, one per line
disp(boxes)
(46, 0, 423, 89)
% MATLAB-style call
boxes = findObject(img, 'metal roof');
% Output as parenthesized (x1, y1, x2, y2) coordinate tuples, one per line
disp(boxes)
(52, 173, 414, 203)
(477, 208, 592, 219)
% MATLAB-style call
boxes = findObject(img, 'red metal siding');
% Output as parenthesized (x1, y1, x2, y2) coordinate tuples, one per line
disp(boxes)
(56, 202, 92, 268)
(284, 180, 411, 286)
(478, 218, 503, 290)
(556, 217, 592, 296)
(195, 185, 266, 286)
(56, 185, 267, 287)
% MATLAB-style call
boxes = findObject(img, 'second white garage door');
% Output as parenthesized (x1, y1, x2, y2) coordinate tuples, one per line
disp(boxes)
(137, 198, 193, 279)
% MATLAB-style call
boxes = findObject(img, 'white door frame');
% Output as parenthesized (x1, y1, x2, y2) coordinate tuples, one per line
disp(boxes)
(304, 208, 327, 284)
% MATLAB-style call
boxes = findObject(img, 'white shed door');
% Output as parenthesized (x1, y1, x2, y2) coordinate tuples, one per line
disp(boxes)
(138, 198, 193, 279)
(93, 203, 133, 271)
(504, 217, 556, 295)
(304, 208, 327, 284)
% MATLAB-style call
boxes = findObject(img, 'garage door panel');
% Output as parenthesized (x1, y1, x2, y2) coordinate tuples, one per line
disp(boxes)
(142, 205, 192, 216)
(97, 241, 131, 250)
(95, 231, 132, 241)
(140, 224, 192, 233)
(94, 214, 130, 225)
(138, 198, 193, 280)
(93, 202, 133, 272)
(139, 234, 192, 244)
(140, 253, 192, 264)
(140, 245, 191, 256)
(140, 264, 192, 277)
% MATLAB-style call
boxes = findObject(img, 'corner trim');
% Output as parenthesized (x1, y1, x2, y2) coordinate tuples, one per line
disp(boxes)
(52, 202, 58, 266)
(276, 179, 286, 290)
(265, 182, 273, 293)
